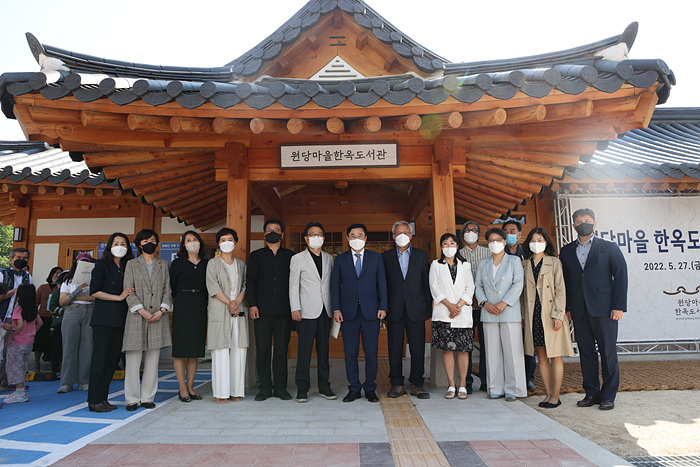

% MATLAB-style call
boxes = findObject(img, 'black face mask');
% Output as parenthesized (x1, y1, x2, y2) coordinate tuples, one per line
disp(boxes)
(575, 223, 595, 237)
(265, 232, 282, 244)
(13, 259, 28, 270)
(141, 242, 158, 254)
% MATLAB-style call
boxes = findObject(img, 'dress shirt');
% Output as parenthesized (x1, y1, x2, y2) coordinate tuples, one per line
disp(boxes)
(396, 245, 412, 279)
(577, 236, 595, 269)
(351, 249, 365, 269)
(246, 245, 294, 315)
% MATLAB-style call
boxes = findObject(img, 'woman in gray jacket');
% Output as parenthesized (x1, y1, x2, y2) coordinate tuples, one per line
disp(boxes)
(123, 229, 172, 411)
(475, 227, 525, 401)
(206, 228, 248, 404)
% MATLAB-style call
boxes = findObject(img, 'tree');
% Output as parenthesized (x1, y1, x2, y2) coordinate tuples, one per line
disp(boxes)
(0, 223, 13, 268)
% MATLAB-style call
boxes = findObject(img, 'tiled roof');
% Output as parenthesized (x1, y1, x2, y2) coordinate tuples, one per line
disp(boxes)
(565, 108, 700, 181)
(0, 141, 116, 186)
(0, 1, 673, 116)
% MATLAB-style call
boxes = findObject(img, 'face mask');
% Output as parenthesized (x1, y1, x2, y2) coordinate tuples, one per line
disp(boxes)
(395, 234, 410, 248)
(111, 246, 128, 258)
(575, 222, 595, 237)
(265, 232, 282, 244)
(13, 259, 28, 270)
(349, 238, 365, 251)
(488, 241, 505, 254)
(442, 247, 457, 258)
(219, 241, 235, 253)
(463, 231, 479, 244)
(506, 234, 518, 246)
(185, 242, 200, 254)
(141, 242, 158, 255)
(307, 236, 324, 249)
(529, 242, 546, 254)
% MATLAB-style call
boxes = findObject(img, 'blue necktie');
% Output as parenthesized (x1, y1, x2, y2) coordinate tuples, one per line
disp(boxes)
(355, 253, 362, 277)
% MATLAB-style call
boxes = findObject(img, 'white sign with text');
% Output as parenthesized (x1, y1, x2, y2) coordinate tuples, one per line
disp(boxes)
(279, 143, 398, 169)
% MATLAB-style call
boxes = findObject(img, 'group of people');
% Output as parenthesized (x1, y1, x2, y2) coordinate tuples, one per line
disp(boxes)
(0, 207, 628, 414)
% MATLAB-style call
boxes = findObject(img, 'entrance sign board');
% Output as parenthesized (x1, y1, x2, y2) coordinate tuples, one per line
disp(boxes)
(280, 143, 398, 169)
(568, 195, 700, 342)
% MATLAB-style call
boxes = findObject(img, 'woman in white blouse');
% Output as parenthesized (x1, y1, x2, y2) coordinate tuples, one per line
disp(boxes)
(429, 233, 475, 400)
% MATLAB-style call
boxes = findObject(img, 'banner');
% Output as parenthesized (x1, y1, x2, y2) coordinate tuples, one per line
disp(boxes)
(568, 196, 700, 342)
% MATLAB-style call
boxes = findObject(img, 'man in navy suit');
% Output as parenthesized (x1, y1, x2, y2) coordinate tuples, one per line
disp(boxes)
(560, 208, 628, 410)
(382, 221, 431, 399)
(332, 223, 388, 403)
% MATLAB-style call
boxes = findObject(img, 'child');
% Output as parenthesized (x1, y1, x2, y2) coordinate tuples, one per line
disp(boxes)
(3, 284, 41, 404)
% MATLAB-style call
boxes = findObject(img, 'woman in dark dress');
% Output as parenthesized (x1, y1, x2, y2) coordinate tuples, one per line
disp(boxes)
(170, 230, 208, 402)
(87, 232, 135, 412)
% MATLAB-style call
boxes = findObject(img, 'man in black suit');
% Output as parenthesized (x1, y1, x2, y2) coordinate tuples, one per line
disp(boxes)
(560, 208, 628, 411)
(382, 221, 431, 399)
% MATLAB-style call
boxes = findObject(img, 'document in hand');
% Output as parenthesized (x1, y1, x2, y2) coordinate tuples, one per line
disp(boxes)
(330, 319, 341, 339)
(73, 261, 96, 286)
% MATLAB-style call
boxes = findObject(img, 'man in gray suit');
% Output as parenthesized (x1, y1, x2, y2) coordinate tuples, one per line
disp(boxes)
(289, 222, 337, 403)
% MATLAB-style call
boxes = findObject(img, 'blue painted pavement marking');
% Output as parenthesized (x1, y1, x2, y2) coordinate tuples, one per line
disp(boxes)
(0, 448, 51, 465)
(2, 420, 111, 445)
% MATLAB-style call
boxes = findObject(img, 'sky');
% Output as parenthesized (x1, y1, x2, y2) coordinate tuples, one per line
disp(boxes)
(0, 0, 694, 140)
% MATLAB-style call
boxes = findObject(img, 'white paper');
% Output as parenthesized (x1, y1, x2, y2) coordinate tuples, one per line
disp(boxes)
(330, 319, 341, 339)
(73, 261, 95, 287)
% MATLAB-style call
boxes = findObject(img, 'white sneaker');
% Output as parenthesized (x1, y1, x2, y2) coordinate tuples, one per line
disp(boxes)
(4, 390, 29, 404)
(77, 384, 89, 391)
(57, 385, 73, 393)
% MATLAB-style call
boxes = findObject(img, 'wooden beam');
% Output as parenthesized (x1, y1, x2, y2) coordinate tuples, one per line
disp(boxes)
(346, 116, 381, 134)
(127, 114, 173, 132)
(466, 153, 565, 178)
(170, 116, 215, 133)
(251, 184, 283, 220)
(421, 112, 462, 131)
(380, 114, 421, 132)
(225, 143, 250, 261)
(213, 117, 253, 135)
(455, 198, 505, 220)
(2, 184, 20, 193)
(454, 178, 521, 204)
(152, 183, 223, 210)
(465, 147, 581, 168)
(248, 165, 436, 182)
(27, 106, 82, 124)
(175, 199, 227, 226)
(326, 117, 345, 135)
(462, 171, 535, 200)
(405, 182, 429, 221)
(118, 163, 213, 190)
(80, 110, 129, 129)
(505, 105, 546, 124)
(84, 149, 210, 167)
(458, 108, 506, 129)
(143, 172, 215, 204)
(19, 185, 38, 194)
(102, 154, 211, 179)
(356, 32, 368, 50)
(453, 184, 516, 212)
(453, 120, 618, 146)
(250, 117, 288, 135)
(431, 140, 456, 257)
(543, 100, 593, 122)
(465, 160, 551, 189)
(593, 94, 642, 113)
(169, 192, 227, 218)
(130, 168, 214, 195)
(287, 118, 327, 135)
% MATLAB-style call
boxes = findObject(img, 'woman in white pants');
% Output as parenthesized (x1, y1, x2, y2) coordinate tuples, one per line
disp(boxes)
(475, 227, 526, 401)
(123, 229, 172, 411)
(206, 228, 248, 404)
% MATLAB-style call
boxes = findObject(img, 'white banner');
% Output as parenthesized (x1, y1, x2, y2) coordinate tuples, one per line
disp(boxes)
(568, 196, 700, 342)
(279, 143, 398, 169)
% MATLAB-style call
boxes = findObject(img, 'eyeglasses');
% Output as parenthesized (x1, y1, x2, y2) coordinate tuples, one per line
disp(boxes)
(265, 228, 282, 234)
(464, 228, 479, 233)
(306, 234, 324, 238)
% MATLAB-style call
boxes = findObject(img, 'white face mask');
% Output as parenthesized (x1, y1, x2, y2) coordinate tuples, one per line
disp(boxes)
(219, 241, 235, 253)
(185, 241, 200, 254)
(307, 236, 324, 249)
(442, 247, 457, 258)
(349, 238, 365, 251)
(488, 241, 505, 254)
(463, 231, 479, 244)
(111, 245, 128, 258)
(395, 233, 410, 248)
(529, 242, 546, 254)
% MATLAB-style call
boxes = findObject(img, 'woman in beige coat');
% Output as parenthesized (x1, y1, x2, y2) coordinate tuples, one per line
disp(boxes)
(521, 227, 573, 409)
(206, 227, 248, 403)
(123, 229, 173, 411)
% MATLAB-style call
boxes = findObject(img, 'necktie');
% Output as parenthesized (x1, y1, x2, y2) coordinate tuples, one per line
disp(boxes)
(355, 253, 362, 277)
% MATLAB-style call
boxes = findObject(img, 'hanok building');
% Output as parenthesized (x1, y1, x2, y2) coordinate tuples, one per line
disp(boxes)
(1, 0, 686, 367)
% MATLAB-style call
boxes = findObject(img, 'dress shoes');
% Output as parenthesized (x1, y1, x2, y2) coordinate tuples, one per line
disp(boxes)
(576, 396, 602, 407)
(274, 389, 293, 401)
(599, 400, 615, 410)
(141, 402, 156, 409)
(343, 391, 362, 402)
(387, 385, 406, 398)
(543, 400, 561, 409)
(410, 384, 430, 399)
(126, 404, 138, 411)
(255, 390, 272, 401)
(365, 390, 379, 403)
(465, 384, 473, 395)
(103, 400, 116, 409)
(527, 380, 537, 392)
(88, 402, 114, 413)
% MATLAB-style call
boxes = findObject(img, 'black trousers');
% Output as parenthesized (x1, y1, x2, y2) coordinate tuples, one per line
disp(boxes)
(87, 325, 124, 404)
(254, 313, 292, 393)
(51, 323, 63, 374)
(295, 313, 332, 393)
(574, 308, 620, 401)
(466, 307, 486, 386)
(387, 307, 426, 388)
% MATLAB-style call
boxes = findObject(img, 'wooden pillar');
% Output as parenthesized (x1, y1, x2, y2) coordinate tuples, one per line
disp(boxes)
(12, 194, 30, 249)
(137, 203, 155, 232)
(429, 138, 457, 387)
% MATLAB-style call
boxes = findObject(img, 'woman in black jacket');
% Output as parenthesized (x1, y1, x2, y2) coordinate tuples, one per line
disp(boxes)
(86, 233, 135, 412)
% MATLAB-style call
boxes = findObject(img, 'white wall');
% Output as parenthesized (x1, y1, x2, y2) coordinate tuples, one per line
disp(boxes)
(36, 218, 135, 236)
(31, 243, 60, 285)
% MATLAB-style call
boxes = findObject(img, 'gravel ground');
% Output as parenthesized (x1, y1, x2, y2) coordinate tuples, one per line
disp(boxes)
(522, 389, 700, 457)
